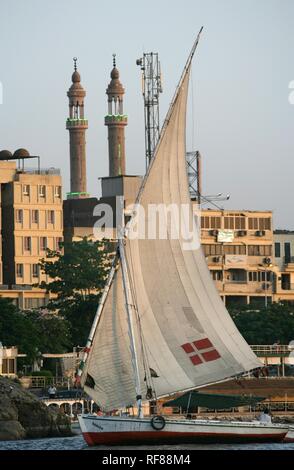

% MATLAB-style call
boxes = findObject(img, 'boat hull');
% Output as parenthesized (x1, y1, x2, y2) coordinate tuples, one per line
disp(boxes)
(284, 427, 294, 443)
(78, 415, 288, 446)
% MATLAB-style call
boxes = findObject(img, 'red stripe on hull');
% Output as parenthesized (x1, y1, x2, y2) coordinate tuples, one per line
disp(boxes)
(82, 430, 287, 446)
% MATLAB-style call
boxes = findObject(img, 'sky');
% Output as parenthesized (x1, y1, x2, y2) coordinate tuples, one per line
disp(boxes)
(0, 0, 293, 229)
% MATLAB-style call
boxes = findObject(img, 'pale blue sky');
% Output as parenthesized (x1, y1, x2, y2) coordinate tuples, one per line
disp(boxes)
(0, 0, 293, 228)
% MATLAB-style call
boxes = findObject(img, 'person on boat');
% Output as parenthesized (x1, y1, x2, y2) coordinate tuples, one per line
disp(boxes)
(48, 385, 57, 399)
(258, 408, 272, 424)
(96, 407, 103, 416)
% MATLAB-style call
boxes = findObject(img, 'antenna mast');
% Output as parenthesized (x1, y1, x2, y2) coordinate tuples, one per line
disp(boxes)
(136, 53, 163, 170)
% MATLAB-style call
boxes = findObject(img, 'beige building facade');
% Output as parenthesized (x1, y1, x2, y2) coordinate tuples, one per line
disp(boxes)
(0, 158, 63, 308)
(200, 209, 274, 306)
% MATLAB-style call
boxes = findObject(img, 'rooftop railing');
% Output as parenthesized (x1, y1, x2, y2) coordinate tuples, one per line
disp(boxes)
(18, 168, 61, 175)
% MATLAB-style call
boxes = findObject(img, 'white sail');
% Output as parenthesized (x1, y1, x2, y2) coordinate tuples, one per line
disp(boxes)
(82, 264, 138, 410)
(124, 58, 261, 400)
(81, 36, 262, 410)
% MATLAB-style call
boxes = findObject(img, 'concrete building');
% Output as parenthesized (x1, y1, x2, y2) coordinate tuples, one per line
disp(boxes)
(0, 151, 63, 308)
(200, 209, 274, 306)
(273, 230, 294, 303)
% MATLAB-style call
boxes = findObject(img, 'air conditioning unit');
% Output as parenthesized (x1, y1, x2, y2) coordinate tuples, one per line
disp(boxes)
(238, 230, 247, 237)
(256, 230, 265, 237)
(212, 257, 220, 263)
(210, 230, 218, 236)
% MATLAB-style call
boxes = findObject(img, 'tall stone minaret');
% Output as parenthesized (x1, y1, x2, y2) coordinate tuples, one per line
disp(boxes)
(66, 58, 88, 198)
(105, 54, 127, 176)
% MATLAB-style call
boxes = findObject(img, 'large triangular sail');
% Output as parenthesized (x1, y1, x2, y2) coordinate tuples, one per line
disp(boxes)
(79, 31, 262, 411)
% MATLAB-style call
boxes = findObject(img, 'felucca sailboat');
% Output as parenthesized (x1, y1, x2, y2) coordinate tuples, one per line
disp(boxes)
(76, 29, 288, 445)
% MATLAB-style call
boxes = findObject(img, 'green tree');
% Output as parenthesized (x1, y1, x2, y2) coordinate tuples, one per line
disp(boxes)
(0, 298, 40, 361)
(0, 299, 71, 362)
(38, 237, 114, 346)
(27, 311, 72, 353)
(229, 303, 294, 344)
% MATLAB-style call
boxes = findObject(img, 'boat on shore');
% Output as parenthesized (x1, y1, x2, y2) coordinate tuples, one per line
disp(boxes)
(76, 29, 289, 446)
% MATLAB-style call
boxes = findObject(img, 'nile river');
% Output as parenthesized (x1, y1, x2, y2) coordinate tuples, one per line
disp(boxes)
(0, 435, 294, 450)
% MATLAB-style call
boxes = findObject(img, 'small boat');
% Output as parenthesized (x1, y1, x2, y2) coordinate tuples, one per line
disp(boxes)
(76, 28, 288, 445)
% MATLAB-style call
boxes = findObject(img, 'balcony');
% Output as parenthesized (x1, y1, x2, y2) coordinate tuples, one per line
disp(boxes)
(214, 280, 272, 294)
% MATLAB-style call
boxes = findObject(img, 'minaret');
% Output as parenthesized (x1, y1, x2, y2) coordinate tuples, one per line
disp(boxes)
(66, 58, 88, 198)
(105, 54, 127, 177)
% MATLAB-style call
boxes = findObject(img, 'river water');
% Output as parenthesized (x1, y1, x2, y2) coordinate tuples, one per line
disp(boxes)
(0, 435, 294, 450)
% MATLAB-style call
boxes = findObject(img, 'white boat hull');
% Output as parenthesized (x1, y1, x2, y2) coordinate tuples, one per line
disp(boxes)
(78, 415, 288, 446)
(284, 426, 294, 443)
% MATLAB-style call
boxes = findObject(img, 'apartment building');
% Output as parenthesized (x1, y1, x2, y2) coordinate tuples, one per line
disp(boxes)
(273, 230, 294, 303)
(200, 209, 274, 306)
(0, 155, 63, 308)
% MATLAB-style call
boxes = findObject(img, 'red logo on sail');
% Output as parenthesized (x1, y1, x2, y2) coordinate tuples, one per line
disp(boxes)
(181, 338, 221, 365)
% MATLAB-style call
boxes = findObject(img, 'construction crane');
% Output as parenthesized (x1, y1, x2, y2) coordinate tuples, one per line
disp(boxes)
(136, 53, 163, 170)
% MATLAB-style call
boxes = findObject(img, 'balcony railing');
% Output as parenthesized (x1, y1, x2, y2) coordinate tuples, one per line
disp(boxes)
(21, 168, 61, 175)
(251, 344, 294, 356)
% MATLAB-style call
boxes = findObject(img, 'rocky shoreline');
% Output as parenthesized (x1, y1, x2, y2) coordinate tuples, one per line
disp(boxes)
(0, 376, 72, 440)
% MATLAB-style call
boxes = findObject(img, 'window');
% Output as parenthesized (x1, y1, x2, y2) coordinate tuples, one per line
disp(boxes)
(249, 217, 271, 231)
(32, 210, 39, 224)
(275, 242, 281, 258)
(16, 264, 23, 277)
(24, 237, 31, 251)
(224, 216, 245, 230)
(211, 271, 223, 281)
(56, 237, 63, 250)
(285, 242, 291, 263)
(54, 186, 61, 198)
(201, 216, 210, 229)
(234, 217, 246, 230)
(224, 245, 246, 255)
(201, 216, 221, 229)
(224, 217, 234, 229)
(40, 237, 47, 251)
(202, 244, 222, 256)
(48, 210, 55, 224)
(249, 272, 258, 282)
(39, 185, 46, 197)
(2, 359, 15, 374)
(32, 264, 39, 278)
(249, 271, 271, 282)
(211, 217, 221, 229)
(248, 245, 272, 256)
(23, 184, 30, 196)
(260, 271, 271, 282)
(16, 209, 23, 223)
